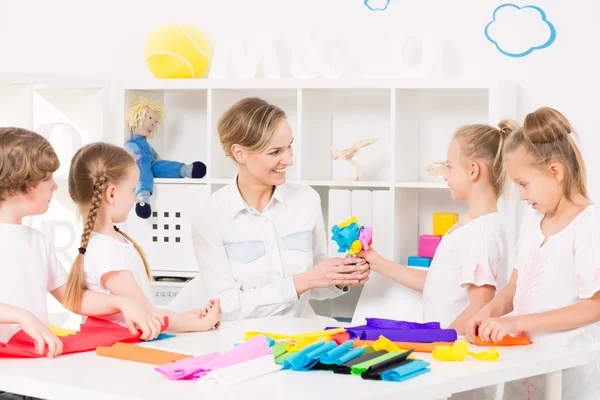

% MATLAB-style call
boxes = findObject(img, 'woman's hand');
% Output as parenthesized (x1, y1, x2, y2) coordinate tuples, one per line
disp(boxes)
(294, 257, 370, 295)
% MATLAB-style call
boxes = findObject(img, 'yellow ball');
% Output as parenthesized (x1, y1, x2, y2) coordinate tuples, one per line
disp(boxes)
(144, 23, 212, 79)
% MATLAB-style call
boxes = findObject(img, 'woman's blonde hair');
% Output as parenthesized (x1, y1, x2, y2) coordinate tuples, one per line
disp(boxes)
(126, 98, 165, 138)
(503, 107, 588, 200)
(453, 119, 520, 197)
(0, 127, 59, 202)
(217, 97, 286, 159)
(65, 142, 151, 312)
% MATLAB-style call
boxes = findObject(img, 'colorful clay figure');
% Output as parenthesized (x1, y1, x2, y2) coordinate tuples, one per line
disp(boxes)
(331, 216, 373, 255)
(125, 98, 207, 219)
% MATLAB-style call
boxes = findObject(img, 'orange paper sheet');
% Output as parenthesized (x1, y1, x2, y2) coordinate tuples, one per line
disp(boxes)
(96, 342, 193, 365)
(351, 340, 454, 353)
(474, 335, 530, 347)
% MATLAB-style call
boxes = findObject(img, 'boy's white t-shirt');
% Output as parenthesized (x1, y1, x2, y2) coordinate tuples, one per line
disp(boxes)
(83, 233, 154, 326)
(0, 223, 68, 342)
(503, 205, 600, 400)
(422, 212, 507, 328)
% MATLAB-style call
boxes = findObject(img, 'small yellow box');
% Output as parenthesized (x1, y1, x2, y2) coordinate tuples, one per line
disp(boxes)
(433, 213, 459, 236)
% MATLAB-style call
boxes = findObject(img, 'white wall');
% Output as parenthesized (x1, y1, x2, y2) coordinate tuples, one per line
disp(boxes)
(1, 0, 596, 201)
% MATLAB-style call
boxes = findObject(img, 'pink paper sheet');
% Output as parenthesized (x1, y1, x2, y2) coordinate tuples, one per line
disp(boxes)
(155, 335, 272, 380)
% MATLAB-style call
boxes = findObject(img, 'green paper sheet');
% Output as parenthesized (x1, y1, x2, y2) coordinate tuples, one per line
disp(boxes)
(271, 343, 287, 359)
(351, 351, 401, 375)
(275, 351, 295, 364)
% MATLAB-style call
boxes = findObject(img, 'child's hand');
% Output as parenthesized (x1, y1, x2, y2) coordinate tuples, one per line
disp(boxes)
(187, 298, 217, 318)
(184, 299, 223, 332)
(137, 309, 165, 341)
(357, 248, 383, 272)
(118, 298, 164, 340)
(203, 299, 222, 329)
(465, 316, 482, 344)
(465, 307, 492, 343)
(18, 311, 63, 358)
(477, 316, 521, 343)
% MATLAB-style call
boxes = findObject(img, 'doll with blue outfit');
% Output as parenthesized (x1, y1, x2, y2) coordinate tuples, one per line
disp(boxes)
(125, 98, 207, 219)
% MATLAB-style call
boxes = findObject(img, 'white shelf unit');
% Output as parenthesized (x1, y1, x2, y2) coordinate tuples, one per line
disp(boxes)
(113, 79, 518, 319)
(0, 75, 518, 321)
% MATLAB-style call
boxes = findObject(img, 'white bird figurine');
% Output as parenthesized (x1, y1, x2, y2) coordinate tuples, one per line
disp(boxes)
(425, 160, 448, 177)
(332, 138, 378, 181)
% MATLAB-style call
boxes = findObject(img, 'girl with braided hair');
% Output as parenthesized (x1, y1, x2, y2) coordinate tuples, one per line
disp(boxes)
(65, 142, 221, 333)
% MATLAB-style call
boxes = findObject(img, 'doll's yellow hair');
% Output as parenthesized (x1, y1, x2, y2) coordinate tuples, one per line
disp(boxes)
(127, 98, 165, 138)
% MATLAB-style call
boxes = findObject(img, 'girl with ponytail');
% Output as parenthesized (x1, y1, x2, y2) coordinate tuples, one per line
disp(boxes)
(467, 107, 600, 399)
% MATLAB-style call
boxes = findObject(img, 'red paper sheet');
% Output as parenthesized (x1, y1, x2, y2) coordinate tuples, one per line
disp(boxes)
(0, 317, 168, 358)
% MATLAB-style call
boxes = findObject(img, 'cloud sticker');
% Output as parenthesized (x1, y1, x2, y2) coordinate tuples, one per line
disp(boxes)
(364, 0, 390, 11)
(485, 4, 556, 57)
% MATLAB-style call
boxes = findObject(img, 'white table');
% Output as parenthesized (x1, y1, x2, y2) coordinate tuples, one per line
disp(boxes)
(0, 317, 592, 400)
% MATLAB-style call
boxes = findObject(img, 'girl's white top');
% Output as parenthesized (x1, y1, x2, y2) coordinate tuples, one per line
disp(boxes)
(84, 232, 154, 325)
(423, 212, 507, 328)
(504, 205, 600, 399)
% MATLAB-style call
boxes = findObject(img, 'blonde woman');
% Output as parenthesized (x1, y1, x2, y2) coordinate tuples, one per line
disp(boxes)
(186, 97, 370, 322)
